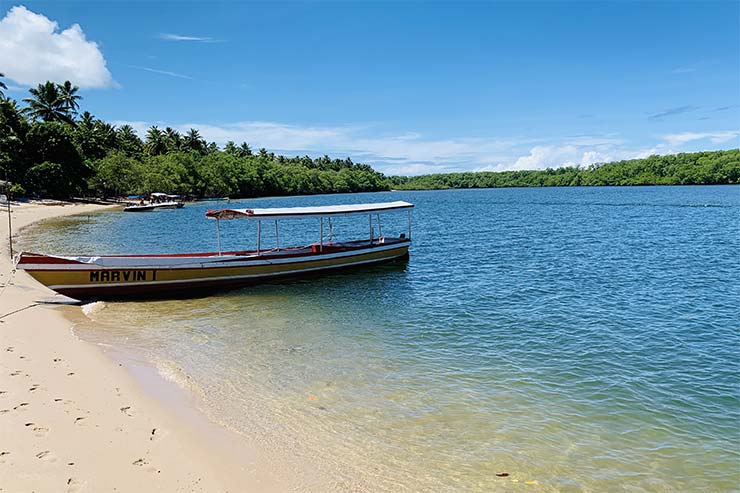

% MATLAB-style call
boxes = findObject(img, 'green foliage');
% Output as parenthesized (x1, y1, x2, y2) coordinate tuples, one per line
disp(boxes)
(0, 81, 388, 198)
(24, 122, 85, 173)
(22, 81, 78, 124)
(85, 150, 389, 198)
(115, 125, 144, 157)
(0, 99, 30, 182)
(1, 80, 737, 199)
(0, 72, 6, 100)
(388, 150, 740, 190)
(89, 151, 145, 197)
(24, 162, 75, 198)
(8, 183, 25, 197)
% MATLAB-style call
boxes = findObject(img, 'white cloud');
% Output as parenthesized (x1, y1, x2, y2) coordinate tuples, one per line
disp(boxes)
(662, 130, 740, 146)
(160, 33, 219, 42)
(113, 120, 527, 173)
(4, 84, 26, 92)
(382, 163, 454, 176)
(110, 119, 737, 176)
(509, 145, 610, 170)
(0, 6, 115, 88)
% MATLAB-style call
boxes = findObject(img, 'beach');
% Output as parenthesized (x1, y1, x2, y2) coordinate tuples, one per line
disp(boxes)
(3, 188, 739, 493)
(0, 202, 284, 492)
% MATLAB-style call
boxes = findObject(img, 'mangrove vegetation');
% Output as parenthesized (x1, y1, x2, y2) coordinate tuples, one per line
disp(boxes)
(387, 150, 740, 190)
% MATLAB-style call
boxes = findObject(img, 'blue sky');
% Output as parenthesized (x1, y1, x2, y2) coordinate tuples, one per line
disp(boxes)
(0, 1, 738, 174)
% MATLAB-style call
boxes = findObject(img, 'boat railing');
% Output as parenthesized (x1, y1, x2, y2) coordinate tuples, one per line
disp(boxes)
(208, 202, 413, 256)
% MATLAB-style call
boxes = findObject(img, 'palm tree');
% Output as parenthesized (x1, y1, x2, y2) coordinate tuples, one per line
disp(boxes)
(224, 141, 238, 155)
(145, 126, 167, 155)
(164, 127, 182, 151)
(78, 111, 96, 130)
(94, 121, 117, 145)
(22, 81, 74, 124)
(0, 73, 7, 100)
(118, 124, 138, 139)
(116, 124, 143, 157)
(184, 128, 205, 153)
(58, 81, 81, 114)
(239, 142, 252, 156)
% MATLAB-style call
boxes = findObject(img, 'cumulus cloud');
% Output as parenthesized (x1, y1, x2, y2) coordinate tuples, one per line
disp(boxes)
(0, 5, 115, 88)
(508, 145, 613, 171)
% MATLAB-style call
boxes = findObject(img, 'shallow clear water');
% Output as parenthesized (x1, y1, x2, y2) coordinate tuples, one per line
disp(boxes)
(23, 186, 740, 492)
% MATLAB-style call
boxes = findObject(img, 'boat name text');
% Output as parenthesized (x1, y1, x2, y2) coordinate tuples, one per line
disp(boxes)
(89, 270, 157, 282)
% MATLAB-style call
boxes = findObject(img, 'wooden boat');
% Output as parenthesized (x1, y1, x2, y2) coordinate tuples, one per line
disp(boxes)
(16, 201, 413, 300)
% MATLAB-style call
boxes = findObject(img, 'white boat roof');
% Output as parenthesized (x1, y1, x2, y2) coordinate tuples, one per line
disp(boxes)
(206, 201, 413, 220)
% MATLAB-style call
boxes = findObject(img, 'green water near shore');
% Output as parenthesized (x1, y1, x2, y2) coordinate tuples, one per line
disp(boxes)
(22, 186, 740, 492)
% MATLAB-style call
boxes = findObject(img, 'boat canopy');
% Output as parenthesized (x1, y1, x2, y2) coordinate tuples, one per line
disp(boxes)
(206, 201, 413, 220)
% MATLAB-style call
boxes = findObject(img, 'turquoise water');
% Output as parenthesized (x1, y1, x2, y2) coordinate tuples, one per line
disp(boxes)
(23, 186, 740, 492)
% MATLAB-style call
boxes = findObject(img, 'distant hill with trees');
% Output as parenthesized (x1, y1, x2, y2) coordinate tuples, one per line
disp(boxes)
(0, 77, 738, 199)
(387, 150, 740, 190)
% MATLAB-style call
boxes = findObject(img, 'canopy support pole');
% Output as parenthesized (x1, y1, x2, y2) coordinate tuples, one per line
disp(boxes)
(319, 217, 323, 252)
(328, 218, 333, 241)
(7, 195, 12, 259)
(407, 210, 412, 240)
(215, 219, 222, 256)
(376, 213, 382, 238)
(257, 220, 261, 255)
(275, 220, 279, 251)
(369, 214, 373, 244)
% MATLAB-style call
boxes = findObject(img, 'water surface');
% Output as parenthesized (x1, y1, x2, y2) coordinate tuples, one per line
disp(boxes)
(23, 186, 740, 492)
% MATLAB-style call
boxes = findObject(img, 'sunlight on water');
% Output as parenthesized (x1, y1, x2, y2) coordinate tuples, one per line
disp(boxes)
(22, 187, 740, 492)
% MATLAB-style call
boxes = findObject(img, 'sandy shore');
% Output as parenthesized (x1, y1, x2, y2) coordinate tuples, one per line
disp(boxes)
(0, 202, 284, 492)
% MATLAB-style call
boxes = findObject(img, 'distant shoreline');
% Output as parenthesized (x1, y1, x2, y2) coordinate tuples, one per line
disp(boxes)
(388, 181, 740, 192)
(387, 149, 739, 191)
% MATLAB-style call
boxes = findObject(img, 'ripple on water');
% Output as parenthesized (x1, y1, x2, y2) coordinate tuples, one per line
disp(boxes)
(20, 186, 740, 492)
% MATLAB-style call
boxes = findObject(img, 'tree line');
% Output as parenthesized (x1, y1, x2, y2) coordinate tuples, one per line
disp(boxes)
(0, 77, 388, 198)
(1, 77, 738, 199)
(387, 150, 740, 190)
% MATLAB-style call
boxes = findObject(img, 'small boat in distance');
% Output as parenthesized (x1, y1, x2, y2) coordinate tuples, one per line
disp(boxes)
(16, 201, 413, 300)
(193, 197, 230, 202)
(124, 193, 185, 212)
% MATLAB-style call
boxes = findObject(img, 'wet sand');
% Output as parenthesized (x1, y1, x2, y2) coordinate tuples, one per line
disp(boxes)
(0, 201, 285, 492)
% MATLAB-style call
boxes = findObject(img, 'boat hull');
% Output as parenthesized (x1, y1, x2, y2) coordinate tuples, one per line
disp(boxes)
(124, 201, 184, 212)
(17, 240, 410, 300)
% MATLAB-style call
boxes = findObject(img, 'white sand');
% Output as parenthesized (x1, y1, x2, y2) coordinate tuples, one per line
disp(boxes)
(0, 202, 286, 492)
